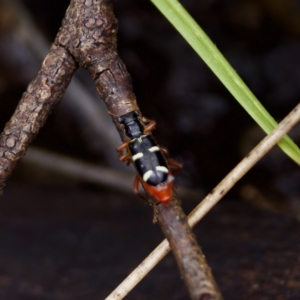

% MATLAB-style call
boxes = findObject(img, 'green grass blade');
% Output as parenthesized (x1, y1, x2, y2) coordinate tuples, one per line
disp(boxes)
(151, 0, 300, 165)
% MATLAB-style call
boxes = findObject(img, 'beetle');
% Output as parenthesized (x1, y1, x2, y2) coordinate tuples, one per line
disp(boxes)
(117, 111, 181, 204)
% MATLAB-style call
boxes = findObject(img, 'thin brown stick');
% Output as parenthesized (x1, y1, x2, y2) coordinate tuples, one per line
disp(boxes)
(0, 44, 77, 193)
(157, 199, 222, 300)
(106, 102, 300, 299)
(23, 147, 134, 193)
(188, 103, 300, 227)
(22, 146, 202, 199)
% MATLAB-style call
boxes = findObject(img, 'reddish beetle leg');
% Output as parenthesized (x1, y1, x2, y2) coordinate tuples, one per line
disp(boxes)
(116, 142, 131, 165)
(167, 159, 183, 175)
(143, 120, 156, 134)
(117, 111, 182, 204)
(133, 175, 149, 202)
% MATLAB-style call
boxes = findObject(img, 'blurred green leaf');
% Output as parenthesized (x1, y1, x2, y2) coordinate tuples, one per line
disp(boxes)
(151, 0, 300, 164)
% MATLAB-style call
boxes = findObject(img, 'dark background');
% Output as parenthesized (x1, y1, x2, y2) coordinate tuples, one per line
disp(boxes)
(0, 0, 300, 299)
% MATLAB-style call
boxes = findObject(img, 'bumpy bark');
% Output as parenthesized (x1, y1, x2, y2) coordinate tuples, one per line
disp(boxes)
(157, 200, 223, 300)
(55, 0, 139, 128)
(0, 45, 77, 192)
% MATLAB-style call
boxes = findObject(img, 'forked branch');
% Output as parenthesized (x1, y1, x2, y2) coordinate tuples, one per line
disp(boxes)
(0, 1, 223, 299)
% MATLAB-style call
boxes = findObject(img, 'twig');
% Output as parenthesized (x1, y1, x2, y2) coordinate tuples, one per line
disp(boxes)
(105, 102, 300, 299)
(0, 0, 122, 165)
(22, 147, 134, 193)
(0, 43, 77, 193)
(156, 199, 222, 299)
(22, 146, 202, 199)
(188, 102, 300, 227)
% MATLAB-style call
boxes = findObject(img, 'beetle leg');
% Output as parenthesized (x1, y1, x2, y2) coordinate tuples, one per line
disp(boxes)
(159, 146, 169, 157)
(119, 152, 131, 163)
(141, 115, 154, 124)
(133, 176, 149, 202)
(117, 142, 132, 164)
(117, 141, 129, 153)
(133, 175, 140, 195)
(167, 159, 183, 174)
(144, 120, 156, 134)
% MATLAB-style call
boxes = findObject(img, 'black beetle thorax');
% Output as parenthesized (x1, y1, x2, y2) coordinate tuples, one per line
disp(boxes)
(118, 111, 144, 139)
(118, 111, 169, 186)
